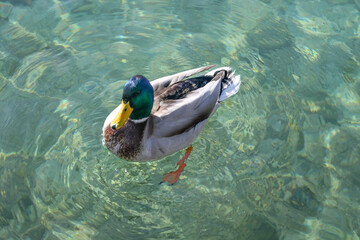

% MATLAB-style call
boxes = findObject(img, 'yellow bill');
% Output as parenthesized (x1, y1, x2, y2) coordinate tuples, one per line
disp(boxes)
(111, 100, 133, 129)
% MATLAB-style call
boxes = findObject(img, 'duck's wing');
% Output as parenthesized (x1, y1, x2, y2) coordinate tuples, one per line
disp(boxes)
(150, 65, 215, 94)
(152, 70, 226, 137)
(138, 71, 227, 160)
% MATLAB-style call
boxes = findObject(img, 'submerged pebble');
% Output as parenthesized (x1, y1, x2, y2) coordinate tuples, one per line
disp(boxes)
(246, 14, 294, 51)
(289, 187, 320, 216)
(266, 111, 289, 140)
(0, 2, 13, 19)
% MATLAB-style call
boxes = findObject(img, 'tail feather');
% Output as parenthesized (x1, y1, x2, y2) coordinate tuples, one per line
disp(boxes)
(205, 67, 241, 102)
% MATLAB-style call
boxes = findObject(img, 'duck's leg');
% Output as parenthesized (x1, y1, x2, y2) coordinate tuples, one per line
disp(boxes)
(160, 145, 193, 185)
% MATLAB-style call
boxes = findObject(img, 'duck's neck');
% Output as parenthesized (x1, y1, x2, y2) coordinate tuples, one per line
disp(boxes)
(129, 97, 153, 120)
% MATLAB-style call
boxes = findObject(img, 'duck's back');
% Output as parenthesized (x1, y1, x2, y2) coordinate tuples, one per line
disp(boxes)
(135, 66, 241, 161)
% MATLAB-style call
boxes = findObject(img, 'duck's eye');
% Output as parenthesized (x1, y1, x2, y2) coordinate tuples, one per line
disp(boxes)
(134, 91, 141, 96)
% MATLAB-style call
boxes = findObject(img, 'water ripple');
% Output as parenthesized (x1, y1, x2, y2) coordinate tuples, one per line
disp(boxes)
(0, 0, 360, 239)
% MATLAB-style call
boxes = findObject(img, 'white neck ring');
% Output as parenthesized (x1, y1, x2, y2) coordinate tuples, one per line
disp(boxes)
(129, 117, 149, 123)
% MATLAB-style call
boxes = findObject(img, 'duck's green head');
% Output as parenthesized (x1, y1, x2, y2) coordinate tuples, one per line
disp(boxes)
(111, 75, 154, 130)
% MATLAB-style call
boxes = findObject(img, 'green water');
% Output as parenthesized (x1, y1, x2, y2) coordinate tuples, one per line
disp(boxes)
(1, 0, 360, 239)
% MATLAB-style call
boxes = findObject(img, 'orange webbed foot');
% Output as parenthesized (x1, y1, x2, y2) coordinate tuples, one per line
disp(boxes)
(160, 145, 193, 185)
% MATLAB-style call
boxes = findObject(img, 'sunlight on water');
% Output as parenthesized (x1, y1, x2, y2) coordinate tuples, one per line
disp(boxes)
(0, 0, 360, 239)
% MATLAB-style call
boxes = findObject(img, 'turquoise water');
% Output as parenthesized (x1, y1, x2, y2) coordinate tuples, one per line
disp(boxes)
(1, 0, 360, 239)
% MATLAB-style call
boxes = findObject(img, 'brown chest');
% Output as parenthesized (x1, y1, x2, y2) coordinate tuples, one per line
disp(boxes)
(103, 121, 146, 161)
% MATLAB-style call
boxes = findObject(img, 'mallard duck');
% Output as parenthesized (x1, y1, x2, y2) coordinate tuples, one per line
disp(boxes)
(103, 65, 241, 184)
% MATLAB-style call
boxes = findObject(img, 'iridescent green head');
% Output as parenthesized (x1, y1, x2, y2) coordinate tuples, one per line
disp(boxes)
(111, 75, 154, 129)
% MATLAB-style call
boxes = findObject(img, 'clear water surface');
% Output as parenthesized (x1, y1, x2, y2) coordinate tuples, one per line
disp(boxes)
(0, 0, 360, 239)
